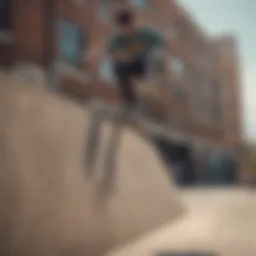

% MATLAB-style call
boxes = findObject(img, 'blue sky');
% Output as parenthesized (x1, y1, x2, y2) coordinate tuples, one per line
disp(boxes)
(178, 0, 256, 142)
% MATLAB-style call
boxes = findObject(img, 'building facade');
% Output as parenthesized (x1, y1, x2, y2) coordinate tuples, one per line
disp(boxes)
(2, 0, 243, 183)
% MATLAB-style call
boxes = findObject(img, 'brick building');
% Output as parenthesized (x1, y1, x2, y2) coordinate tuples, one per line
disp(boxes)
(1, 0, 243, 183)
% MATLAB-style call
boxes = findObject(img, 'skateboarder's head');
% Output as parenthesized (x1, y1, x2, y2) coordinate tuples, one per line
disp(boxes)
(114, 8, 136, 34)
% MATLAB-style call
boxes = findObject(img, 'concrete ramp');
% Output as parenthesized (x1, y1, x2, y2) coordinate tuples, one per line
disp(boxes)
(0, 82, 183, 256)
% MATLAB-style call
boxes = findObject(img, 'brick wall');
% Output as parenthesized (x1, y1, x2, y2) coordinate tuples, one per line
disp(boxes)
(211, 36, 243, 148)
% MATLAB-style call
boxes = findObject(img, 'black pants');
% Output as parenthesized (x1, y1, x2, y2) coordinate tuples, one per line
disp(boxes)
(113, 56, 147, 107)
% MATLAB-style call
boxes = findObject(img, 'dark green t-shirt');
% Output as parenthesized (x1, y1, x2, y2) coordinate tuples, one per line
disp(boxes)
(107, 27, 165, 58)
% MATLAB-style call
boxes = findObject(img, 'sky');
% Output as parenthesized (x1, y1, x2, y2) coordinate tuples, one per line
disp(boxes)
(178, 0, 256, 142)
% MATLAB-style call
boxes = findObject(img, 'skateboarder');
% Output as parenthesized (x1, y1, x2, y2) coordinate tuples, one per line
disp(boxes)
(86, 7, 168, 113)
(84, 7, 168, 184)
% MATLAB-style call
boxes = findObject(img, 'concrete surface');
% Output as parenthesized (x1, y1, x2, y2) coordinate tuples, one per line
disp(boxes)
(2, 72, 255, 256)
(111, 188, 256, 256)
(0, 79, 183, 256)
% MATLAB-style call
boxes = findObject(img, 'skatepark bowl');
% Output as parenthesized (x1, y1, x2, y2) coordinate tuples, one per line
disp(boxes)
(0, 75, 183, 256)
(0, 73, 256, 256)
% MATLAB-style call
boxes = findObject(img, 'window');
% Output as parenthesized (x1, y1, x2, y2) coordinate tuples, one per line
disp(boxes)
(168, 57, 185, 98)
(0, 0, 11, 30)
(169, 57, 184, 79)
(99, 57, 115, 83)
(210, 80, 222, 123)
(192, 38, 206, 56)
(191, 73, 215, 123)
(192, 99, 212, 124)
(195, 74, 218, 103)
(168, 25, 179, 40)
(99, 3, 108, 20)
(58, 21, 85, 68)
(73, 0, 87, 5)
(98, 0, 115, 20)
(173, 85, 186, 98)
(132, 0, 147, 8)
(198, 75, 212, 99)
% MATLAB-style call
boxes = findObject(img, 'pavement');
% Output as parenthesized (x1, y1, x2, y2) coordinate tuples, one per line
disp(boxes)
(111, 188, 256, 256)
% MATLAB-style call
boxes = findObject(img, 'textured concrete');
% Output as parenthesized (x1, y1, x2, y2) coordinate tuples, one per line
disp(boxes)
(111, 188, 256, 256)
(0, 80, 183, 256)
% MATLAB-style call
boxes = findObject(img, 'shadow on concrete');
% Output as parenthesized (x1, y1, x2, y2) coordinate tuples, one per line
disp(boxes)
(85, 109, 123, 197)
(85, 109, 103, 176)
(100, 122, 123, 197)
